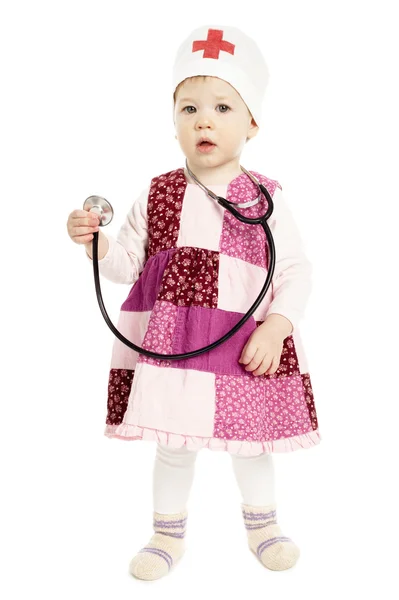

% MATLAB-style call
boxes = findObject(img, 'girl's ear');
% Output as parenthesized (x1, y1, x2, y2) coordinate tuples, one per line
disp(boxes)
(247, 118, 259, 141)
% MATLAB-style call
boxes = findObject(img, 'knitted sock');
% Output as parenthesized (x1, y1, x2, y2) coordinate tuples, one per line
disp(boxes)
(242, 503, 300, 571)
(129, 510, 187, 581)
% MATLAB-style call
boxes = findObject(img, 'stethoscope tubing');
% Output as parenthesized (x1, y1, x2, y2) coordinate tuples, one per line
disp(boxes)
(91, 182, 275, 360)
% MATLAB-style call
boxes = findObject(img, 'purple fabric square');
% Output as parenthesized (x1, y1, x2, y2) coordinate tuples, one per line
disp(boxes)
(214, 374, 268, 441)
(220, 171, 281, 268)
(121, 248, 176, 312)
(265, 375, 313, 439)
(170, 305, 256, 376)
(138, 300, 178, 368)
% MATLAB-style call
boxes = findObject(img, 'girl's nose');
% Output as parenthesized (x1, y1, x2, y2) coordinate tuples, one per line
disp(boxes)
(196, 121, 213, 130)
(195, 112, 213, 129)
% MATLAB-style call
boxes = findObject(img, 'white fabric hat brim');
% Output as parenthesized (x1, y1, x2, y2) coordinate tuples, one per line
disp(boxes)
(172, 59, 262, 126)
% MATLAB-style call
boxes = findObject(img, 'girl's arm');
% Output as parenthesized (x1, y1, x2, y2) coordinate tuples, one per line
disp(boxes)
(264, 185, 313, 334)
(85, 184, 150, 285)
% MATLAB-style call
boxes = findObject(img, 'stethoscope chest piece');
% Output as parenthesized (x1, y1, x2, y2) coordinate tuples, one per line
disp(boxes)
(83, 195, 114, 226)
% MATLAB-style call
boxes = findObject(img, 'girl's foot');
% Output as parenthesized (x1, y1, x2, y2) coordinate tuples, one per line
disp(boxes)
(129, 510, 187, 581)
(242, 503, 300, 571)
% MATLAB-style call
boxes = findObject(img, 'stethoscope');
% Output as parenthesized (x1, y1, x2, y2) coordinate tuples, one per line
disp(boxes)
(83, 159, 276, 360)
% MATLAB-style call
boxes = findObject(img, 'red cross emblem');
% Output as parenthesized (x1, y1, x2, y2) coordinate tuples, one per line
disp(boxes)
(192, 29, 235, 60)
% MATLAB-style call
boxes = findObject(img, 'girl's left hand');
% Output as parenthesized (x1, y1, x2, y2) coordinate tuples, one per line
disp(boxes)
(238, 323, 285, 376)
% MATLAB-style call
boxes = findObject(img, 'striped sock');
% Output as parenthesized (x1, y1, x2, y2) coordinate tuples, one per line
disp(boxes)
(129, 510, 187, 581)
(242, 503, 300, 571)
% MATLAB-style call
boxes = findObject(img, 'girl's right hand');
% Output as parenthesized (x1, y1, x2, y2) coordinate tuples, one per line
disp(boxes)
(66, 209, 100, 244)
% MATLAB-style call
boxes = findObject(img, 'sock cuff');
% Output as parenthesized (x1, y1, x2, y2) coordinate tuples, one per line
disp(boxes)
(241, 503, 277, 530)
(153, 511, 188, 538)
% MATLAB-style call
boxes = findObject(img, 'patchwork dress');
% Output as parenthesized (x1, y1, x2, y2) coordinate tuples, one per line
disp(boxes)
(89, 167, 321, 456)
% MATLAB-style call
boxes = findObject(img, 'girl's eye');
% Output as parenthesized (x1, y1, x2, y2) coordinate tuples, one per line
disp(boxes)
(182, 105, 230, 114)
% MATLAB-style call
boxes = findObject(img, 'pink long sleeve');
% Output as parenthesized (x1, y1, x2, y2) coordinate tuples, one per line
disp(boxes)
(85, 185, 150, 284)
(265, 185, 312, 332)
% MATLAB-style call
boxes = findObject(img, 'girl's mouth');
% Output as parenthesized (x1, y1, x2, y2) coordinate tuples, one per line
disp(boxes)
(196, 141, 216, 153)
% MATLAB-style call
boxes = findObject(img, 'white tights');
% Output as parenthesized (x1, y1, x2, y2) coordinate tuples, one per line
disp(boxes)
(153, 443, 276, 514)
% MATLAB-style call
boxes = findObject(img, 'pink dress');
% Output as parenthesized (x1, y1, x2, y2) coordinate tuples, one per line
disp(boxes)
(87, 167, 321, 456)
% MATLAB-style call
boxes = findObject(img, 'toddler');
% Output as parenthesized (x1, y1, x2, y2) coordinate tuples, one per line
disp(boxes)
(67, 25, 321, 581)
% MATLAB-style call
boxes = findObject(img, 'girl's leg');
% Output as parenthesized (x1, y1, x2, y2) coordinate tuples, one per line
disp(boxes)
(130, 443, 198, 581)
(231, 451, 276, 506)
(230, 452, 300, 571)
(153, 443, 198, 513)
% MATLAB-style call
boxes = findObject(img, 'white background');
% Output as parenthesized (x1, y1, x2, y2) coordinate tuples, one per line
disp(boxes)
(1, 0, 398, 598)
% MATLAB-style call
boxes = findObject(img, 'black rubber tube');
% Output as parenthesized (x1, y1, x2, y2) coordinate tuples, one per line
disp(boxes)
(91, 183, 275, 360)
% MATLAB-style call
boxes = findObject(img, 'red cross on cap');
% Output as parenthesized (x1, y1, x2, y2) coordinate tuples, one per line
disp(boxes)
(192, 29, 235, 59)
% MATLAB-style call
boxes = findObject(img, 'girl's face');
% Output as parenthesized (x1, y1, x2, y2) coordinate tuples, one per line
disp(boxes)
(173, 76, 258, 178)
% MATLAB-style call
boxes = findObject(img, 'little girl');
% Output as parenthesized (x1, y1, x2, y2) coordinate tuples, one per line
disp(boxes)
(67, 25, 321, 580)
